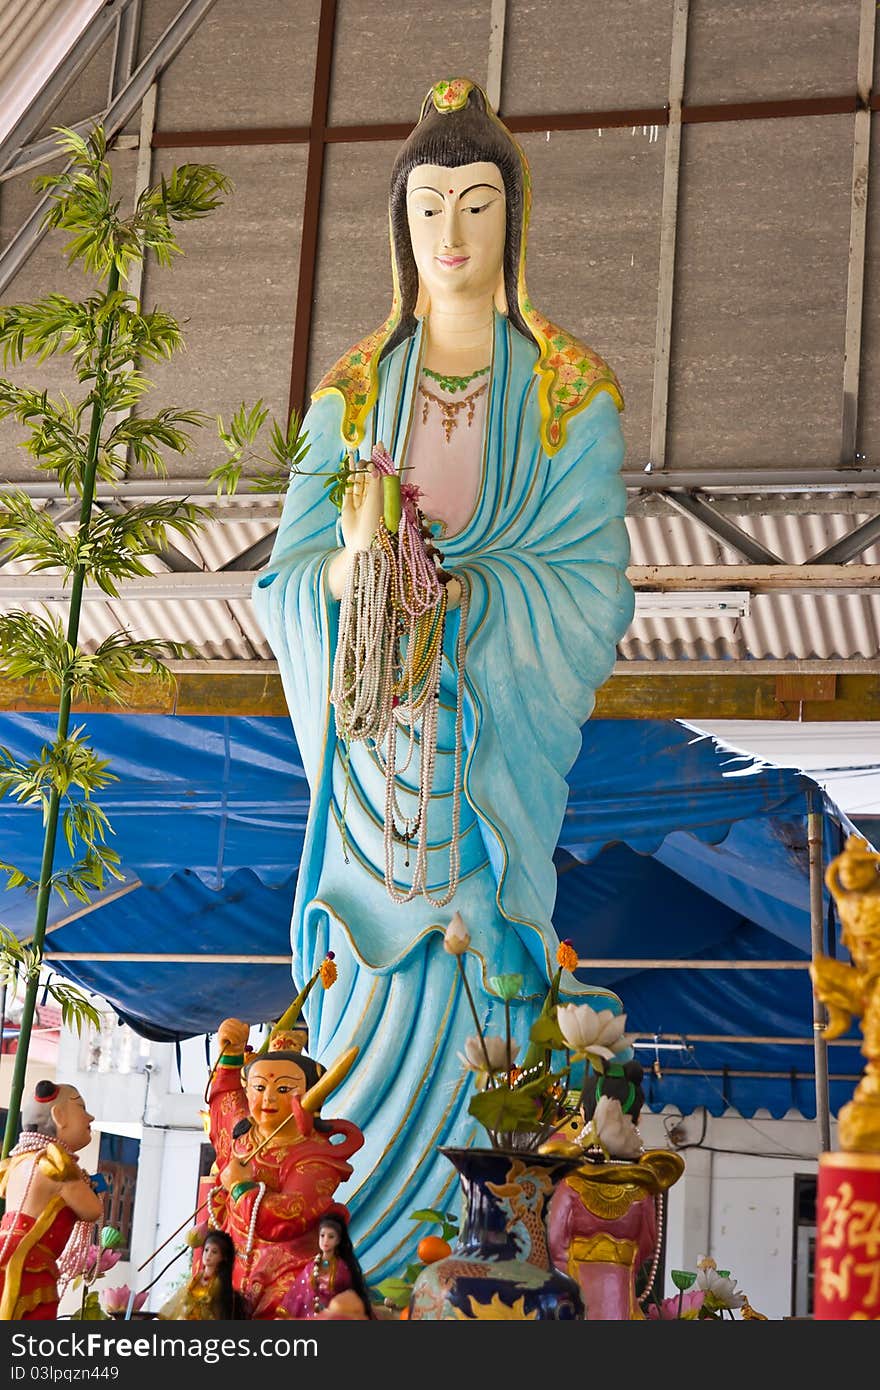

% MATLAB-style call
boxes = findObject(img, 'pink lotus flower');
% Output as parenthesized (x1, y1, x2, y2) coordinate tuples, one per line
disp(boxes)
(101, 1285, 147, 1315)
(646, 1289, 706, 1319)
(88, 1245, 122, 1279)
(66, 1244, 122, 1281)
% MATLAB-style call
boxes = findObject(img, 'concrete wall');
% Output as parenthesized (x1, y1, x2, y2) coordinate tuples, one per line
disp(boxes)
(0, 0, 871, 479)
(641, 1108, 828, 1321)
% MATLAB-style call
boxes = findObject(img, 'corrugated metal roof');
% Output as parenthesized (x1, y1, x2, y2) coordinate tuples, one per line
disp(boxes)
(4, 502, 879, 663)
(623, 508, 880, 661)
(0, 0, 105, 142)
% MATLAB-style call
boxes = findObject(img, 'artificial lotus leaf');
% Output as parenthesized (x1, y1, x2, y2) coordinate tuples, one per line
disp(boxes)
(69, 1291, 107, 1320)
(671, 1269, 697, 1291)
(100, 1226, 123, 1250)
(409, 1207, 447, 1224)
(469, 1078, 546, 1133)
(409, 1207, 458, 1243)
(488, 973, 524, 1002)
(528, 1013, 566, 1051)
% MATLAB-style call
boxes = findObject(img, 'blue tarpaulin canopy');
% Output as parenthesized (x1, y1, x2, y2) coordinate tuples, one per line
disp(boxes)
(0, 713, 864, 1118)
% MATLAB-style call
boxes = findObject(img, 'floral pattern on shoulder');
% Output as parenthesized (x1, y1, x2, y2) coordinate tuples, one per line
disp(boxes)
(522, 301, 624, 455)
(312, 307, 398, 446)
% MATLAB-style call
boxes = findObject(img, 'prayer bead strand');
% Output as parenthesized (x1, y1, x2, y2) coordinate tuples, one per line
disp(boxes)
(329, 446, 469, 907)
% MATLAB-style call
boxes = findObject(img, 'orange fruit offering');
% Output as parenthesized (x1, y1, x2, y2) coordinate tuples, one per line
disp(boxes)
(417, 1235, 452, 1264)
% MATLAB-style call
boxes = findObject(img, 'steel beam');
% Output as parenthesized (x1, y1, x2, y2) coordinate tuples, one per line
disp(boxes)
(287, 0, 337, 419)
(0, 0, 135, 180)
(661, 490, 781, 564)
(841, 0, 877, 464)
(7, 463, 880, 502)
(221, 532, 278, 573)
(810, 510, 880, 563)
(648, 0, 689, 472)
(0, 0, 223, 295)
(2, 563, 879, 602)
(628, 563, 880, 592)
(486, 0, 507, 114)
(626, 466, 880, 491)
(108, 0, 142, 105)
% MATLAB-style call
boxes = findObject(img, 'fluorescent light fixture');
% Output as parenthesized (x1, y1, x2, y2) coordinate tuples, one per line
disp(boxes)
(634, 591, 751, 620)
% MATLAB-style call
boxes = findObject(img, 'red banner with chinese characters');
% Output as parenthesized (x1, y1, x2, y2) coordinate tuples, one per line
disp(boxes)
(814, 1151, 880, 1319)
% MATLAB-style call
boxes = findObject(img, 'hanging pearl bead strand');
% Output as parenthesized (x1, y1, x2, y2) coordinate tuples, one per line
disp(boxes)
(383, 581, 469, 906)
(329, 443, 469, 907)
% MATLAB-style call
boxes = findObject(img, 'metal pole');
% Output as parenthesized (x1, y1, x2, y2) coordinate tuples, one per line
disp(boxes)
(807, 788, 832, 1152)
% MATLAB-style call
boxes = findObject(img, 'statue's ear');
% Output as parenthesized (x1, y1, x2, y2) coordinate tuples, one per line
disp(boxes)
(493, 270, 508, 315)
(415, 280, 430, 317)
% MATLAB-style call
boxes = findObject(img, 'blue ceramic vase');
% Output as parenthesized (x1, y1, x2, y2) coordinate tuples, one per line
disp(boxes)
(410, 1146, 584, 1320)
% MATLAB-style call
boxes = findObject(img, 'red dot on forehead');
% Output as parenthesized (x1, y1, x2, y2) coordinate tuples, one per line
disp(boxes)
(448, 189, 454, 194)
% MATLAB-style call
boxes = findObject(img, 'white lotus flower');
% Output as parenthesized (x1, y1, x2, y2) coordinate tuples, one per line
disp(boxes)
(443, 911, 471, 956)
(591, 1095, 644, 1159)
(460, 1034, 517, 1073)
(556, 1004, 628, 1058)
(696, 1257, 746, 1310)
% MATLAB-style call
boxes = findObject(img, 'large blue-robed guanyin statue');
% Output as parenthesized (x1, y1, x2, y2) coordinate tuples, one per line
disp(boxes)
(252, 78, 634, 1277)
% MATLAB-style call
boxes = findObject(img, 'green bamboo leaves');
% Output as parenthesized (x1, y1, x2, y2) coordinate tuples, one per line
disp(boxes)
(37, 127, 231, 279)
(211, 400, 311, 499)
(0, 123, 233, 1138)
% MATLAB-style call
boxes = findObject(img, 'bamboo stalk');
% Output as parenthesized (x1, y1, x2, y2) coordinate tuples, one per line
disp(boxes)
(1, 261, 121, 1162)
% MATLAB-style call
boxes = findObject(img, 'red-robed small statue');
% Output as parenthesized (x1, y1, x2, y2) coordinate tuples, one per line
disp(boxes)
(207, 1016, 363, 1320)
(0, 1081, 104, 1320)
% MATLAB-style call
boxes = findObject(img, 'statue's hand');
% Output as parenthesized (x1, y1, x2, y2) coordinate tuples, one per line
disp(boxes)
(217, 1018, 250, 1055)
(341, 463, 383, 554)
(219, 1156, 252, 1192)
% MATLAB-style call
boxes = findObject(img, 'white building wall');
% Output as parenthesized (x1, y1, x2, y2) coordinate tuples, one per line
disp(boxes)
(641, 1108, 832, 1321)
(56, 1020, 209, 1315)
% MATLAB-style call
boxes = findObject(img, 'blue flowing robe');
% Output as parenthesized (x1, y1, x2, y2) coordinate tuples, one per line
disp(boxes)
(252, 312, 634, 1276)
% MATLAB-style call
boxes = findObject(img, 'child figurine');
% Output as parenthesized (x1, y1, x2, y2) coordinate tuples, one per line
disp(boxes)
(158, 1230, 248, 1320)
(281, 1214, 373, 1319)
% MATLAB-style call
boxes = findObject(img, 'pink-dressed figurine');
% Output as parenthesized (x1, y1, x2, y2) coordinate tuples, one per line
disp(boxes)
(281, 1213, 373, 1319)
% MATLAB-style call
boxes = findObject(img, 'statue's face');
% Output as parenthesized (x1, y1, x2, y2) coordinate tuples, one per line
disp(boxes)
(52, 1087, 94, 1152)
(245, 1058, 307, 1136)
(201, 1239, 224, 1276)
(406, 161, 506, 307)
(319, 1222, 341, 1255)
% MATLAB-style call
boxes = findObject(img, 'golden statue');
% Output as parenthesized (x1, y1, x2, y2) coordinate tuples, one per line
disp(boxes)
(810, 834, 880, 1152)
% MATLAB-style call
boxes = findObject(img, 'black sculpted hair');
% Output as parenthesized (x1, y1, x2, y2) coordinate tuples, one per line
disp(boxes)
(201, 1230, 248, 1319)
(383, 84, 535, 358)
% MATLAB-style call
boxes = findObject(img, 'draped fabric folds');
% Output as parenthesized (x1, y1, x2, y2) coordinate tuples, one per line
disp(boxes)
(252, 312, 634, 1276)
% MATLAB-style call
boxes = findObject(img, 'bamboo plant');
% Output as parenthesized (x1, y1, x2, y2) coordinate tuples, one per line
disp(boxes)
(0, 126, 307, 1159)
